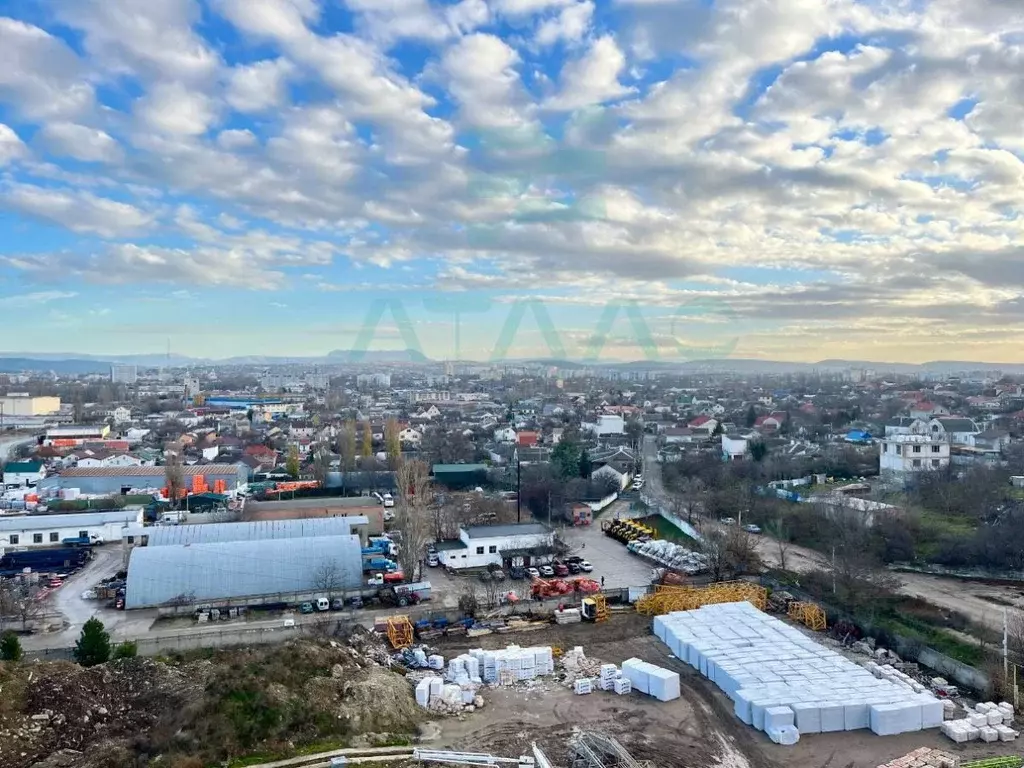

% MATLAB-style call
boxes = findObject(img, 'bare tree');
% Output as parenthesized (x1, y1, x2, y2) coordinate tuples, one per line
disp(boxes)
(765, 514, 792, 571)
(311, 442, 332, 488)
(698, 524, 762, 582)
(2, 579, 43, 631)
(164, 452, 185, 509)
(313, 559, 344, 600)
(395, 460, 433, 582)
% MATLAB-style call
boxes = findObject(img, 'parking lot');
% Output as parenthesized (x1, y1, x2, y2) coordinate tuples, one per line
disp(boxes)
(561, 502, 654, 590)
(421, 502, 655, 607)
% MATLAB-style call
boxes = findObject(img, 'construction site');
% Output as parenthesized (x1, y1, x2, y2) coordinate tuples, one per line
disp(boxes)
(3, 582, 1024, 768)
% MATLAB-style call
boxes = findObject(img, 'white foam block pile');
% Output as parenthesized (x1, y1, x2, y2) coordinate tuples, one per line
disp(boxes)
(654, 601, 943, 742)
(621, 658, 680, 701)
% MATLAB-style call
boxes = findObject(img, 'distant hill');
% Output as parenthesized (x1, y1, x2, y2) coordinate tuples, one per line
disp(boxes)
(0, 357, 113, 374)
(326, 349, 431, 363)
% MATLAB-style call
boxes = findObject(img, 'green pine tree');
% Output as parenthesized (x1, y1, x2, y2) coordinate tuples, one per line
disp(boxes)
(74, 618, 111, 667)
(0, 631, 22, 662)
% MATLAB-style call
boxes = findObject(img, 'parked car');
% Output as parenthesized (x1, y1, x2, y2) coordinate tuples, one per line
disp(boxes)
(743, 524, 762, 534)
(299, 602, 315, 614)
(565, 556, 584, 564)
(427, 551, 440, 567)
(553, 562, 569, 577)
(539, 565, 555, 578)
(579, 560, 594, 573)
(331, 598, 344, 610)
(510, 566, 526, 580)
(567, 562, 581, 575)
(720, 517, 736, 526)
(526, 567, 541, 579)
(491, 568, 505, 581)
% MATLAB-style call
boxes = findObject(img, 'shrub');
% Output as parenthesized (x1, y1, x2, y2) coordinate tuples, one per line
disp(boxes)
(0, 631, 22, 662)
(113, 641, 138, 660)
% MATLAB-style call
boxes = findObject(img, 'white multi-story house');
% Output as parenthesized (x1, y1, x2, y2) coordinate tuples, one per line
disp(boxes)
(927, 417, 981, 446)
(433, 523, 555, 570)
(399, 427, 423, 446)
(879, 434, 950, 475)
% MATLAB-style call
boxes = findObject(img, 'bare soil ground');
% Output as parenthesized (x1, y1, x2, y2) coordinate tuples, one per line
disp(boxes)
(433, 614, 1018, 768)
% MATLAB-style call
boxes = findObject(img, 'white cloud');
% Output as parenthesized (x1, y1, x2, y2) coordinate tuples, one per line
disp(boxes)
(213, 0, 320, 42)
(0, 124, 27, 165)
(0, 18, 94, 120)
(55, 0, 220, 83)
(0, 183, 153, 237)
(135, 81, 218, 135)
(0, 291, 77, 308)
(546, 35, 634, 109)
(217, 129, 259, 150)
(494, 0, 574, 18)
(226, 58, 295, 113)
(436, 34, 533, 129)
(536, 1, 593, 47)
(36, 123, 122, 163)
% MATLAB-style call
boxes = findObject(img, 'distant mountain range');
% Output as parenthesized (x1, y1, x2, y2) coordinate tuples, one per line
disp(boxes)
(1, 351, 1023, 375)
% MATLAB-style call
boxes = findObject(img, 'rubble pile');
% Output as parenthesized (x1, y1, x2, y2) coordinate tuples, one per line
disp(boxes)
(0, 630, 421, 768)
(0, 658, 207, 768)
(876, 747, 960, 768)
(559, 646, 604, 687)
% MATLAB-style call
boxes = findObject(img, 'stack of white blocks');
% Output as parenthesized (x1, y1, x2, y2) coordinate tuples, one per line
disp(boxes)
(463, 645, 555, 685)
(599, 663, 620, 691)
(942, 701, 1018, 744)
(654, 602, 944, 744)
(575, 678, 594, 695)
(622, 658, 681, 702)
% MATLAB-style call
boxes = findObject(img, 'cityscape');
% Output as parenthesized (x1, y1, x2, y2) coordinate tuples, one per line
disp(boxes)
(1, 1, 1024, 767)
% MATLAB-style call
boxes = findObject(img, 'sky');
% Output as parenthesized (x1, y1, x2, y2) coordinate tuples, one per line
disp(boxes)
(1, 0, 1024, 364)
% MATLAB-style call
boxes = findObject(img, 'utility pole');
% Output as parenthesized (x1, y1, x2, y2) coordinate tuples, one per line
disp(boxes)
(1004, 608, 1009, 684)
(515, 449, 521, 523)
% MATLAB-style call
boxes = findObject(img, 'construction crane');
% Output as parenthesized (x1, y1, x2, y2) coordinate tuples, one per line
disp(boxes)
(413, 749, 541, 768)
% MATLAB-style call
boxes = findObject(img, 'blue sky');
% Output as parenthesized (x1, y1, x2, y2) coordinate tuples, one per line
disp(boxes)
(1, 0, 1024, 363)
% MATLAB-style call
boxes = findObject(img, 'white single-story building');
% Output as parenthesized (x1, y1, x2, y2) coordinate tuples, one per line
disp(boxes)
(593, 461, 632, 490)
(2, 460, 45, 488)
(583, 414, 625, 436)
(434, 523, 556, 570)
(0, 508, 144, 548)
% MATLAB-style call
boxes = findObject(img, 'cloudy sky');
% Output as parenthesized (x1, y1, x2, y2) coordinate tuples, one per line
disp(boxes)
(1, 0, 1023, 363)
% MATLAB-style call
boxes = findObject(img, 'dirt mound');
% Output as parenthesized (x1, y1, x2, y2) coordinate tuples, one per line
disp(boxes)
(0, 629, 423, 768)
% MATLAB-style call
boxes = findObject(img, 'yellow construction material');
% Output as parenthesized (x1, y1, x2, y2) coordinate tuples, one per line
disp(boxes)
(636, 580, 768, 616)
(787, 601, 827, 631)
(385, 615, 415, 648)
(591, 593, 609, 623)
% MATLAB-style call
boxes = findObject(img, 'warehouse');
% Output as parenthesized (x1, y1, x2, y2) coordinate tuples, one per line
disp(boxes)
(0, 509, 144, 548)
(39, 464, 248, 496)
(435, 522, 556, 570)
(0, 394, 61, 417)
(244, 496, 384, 535)
(44, 424, 110, 446)
(432, 463, 488, 489)
(125, 535, 363, 609)
(141, 516, 370, 547)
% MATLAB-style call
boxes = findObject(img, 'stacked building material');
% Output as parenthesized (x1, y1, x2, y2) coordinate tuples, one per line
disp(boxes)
(654, 601, 943, 743)
(876, 746, 959, 768)
(621, 658, 680, 701)
(462, 645, 555, 685)
(942, 702, 1018, 744)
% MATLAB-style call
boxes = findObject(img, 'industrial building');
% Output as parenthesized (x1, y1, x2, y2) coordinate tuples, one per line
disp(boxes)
(432, 463, 488, 489)
(39, 464, 248, 495)
(0, 509, 144, 548)
(244, 496, 384, 535)
(2, 460, 45, 487)
(124, 535, 363, 609)
(434, 522, 555, 570)
(140, 516, 370, 547)
(44, 424, 111, 447)
(110, 364, 138, 384)
(0, 394, 61, 417)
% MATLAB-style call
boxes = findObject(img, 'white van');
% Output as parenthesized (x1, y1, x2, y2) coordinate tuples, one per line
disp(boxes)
(382, 493, 395, 508)
(315, 597, 330, 612)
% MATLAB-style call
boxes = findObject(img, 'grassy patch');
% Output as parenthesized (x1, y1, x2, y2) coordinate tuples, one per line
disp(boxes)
(640, 514, 699, 545)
